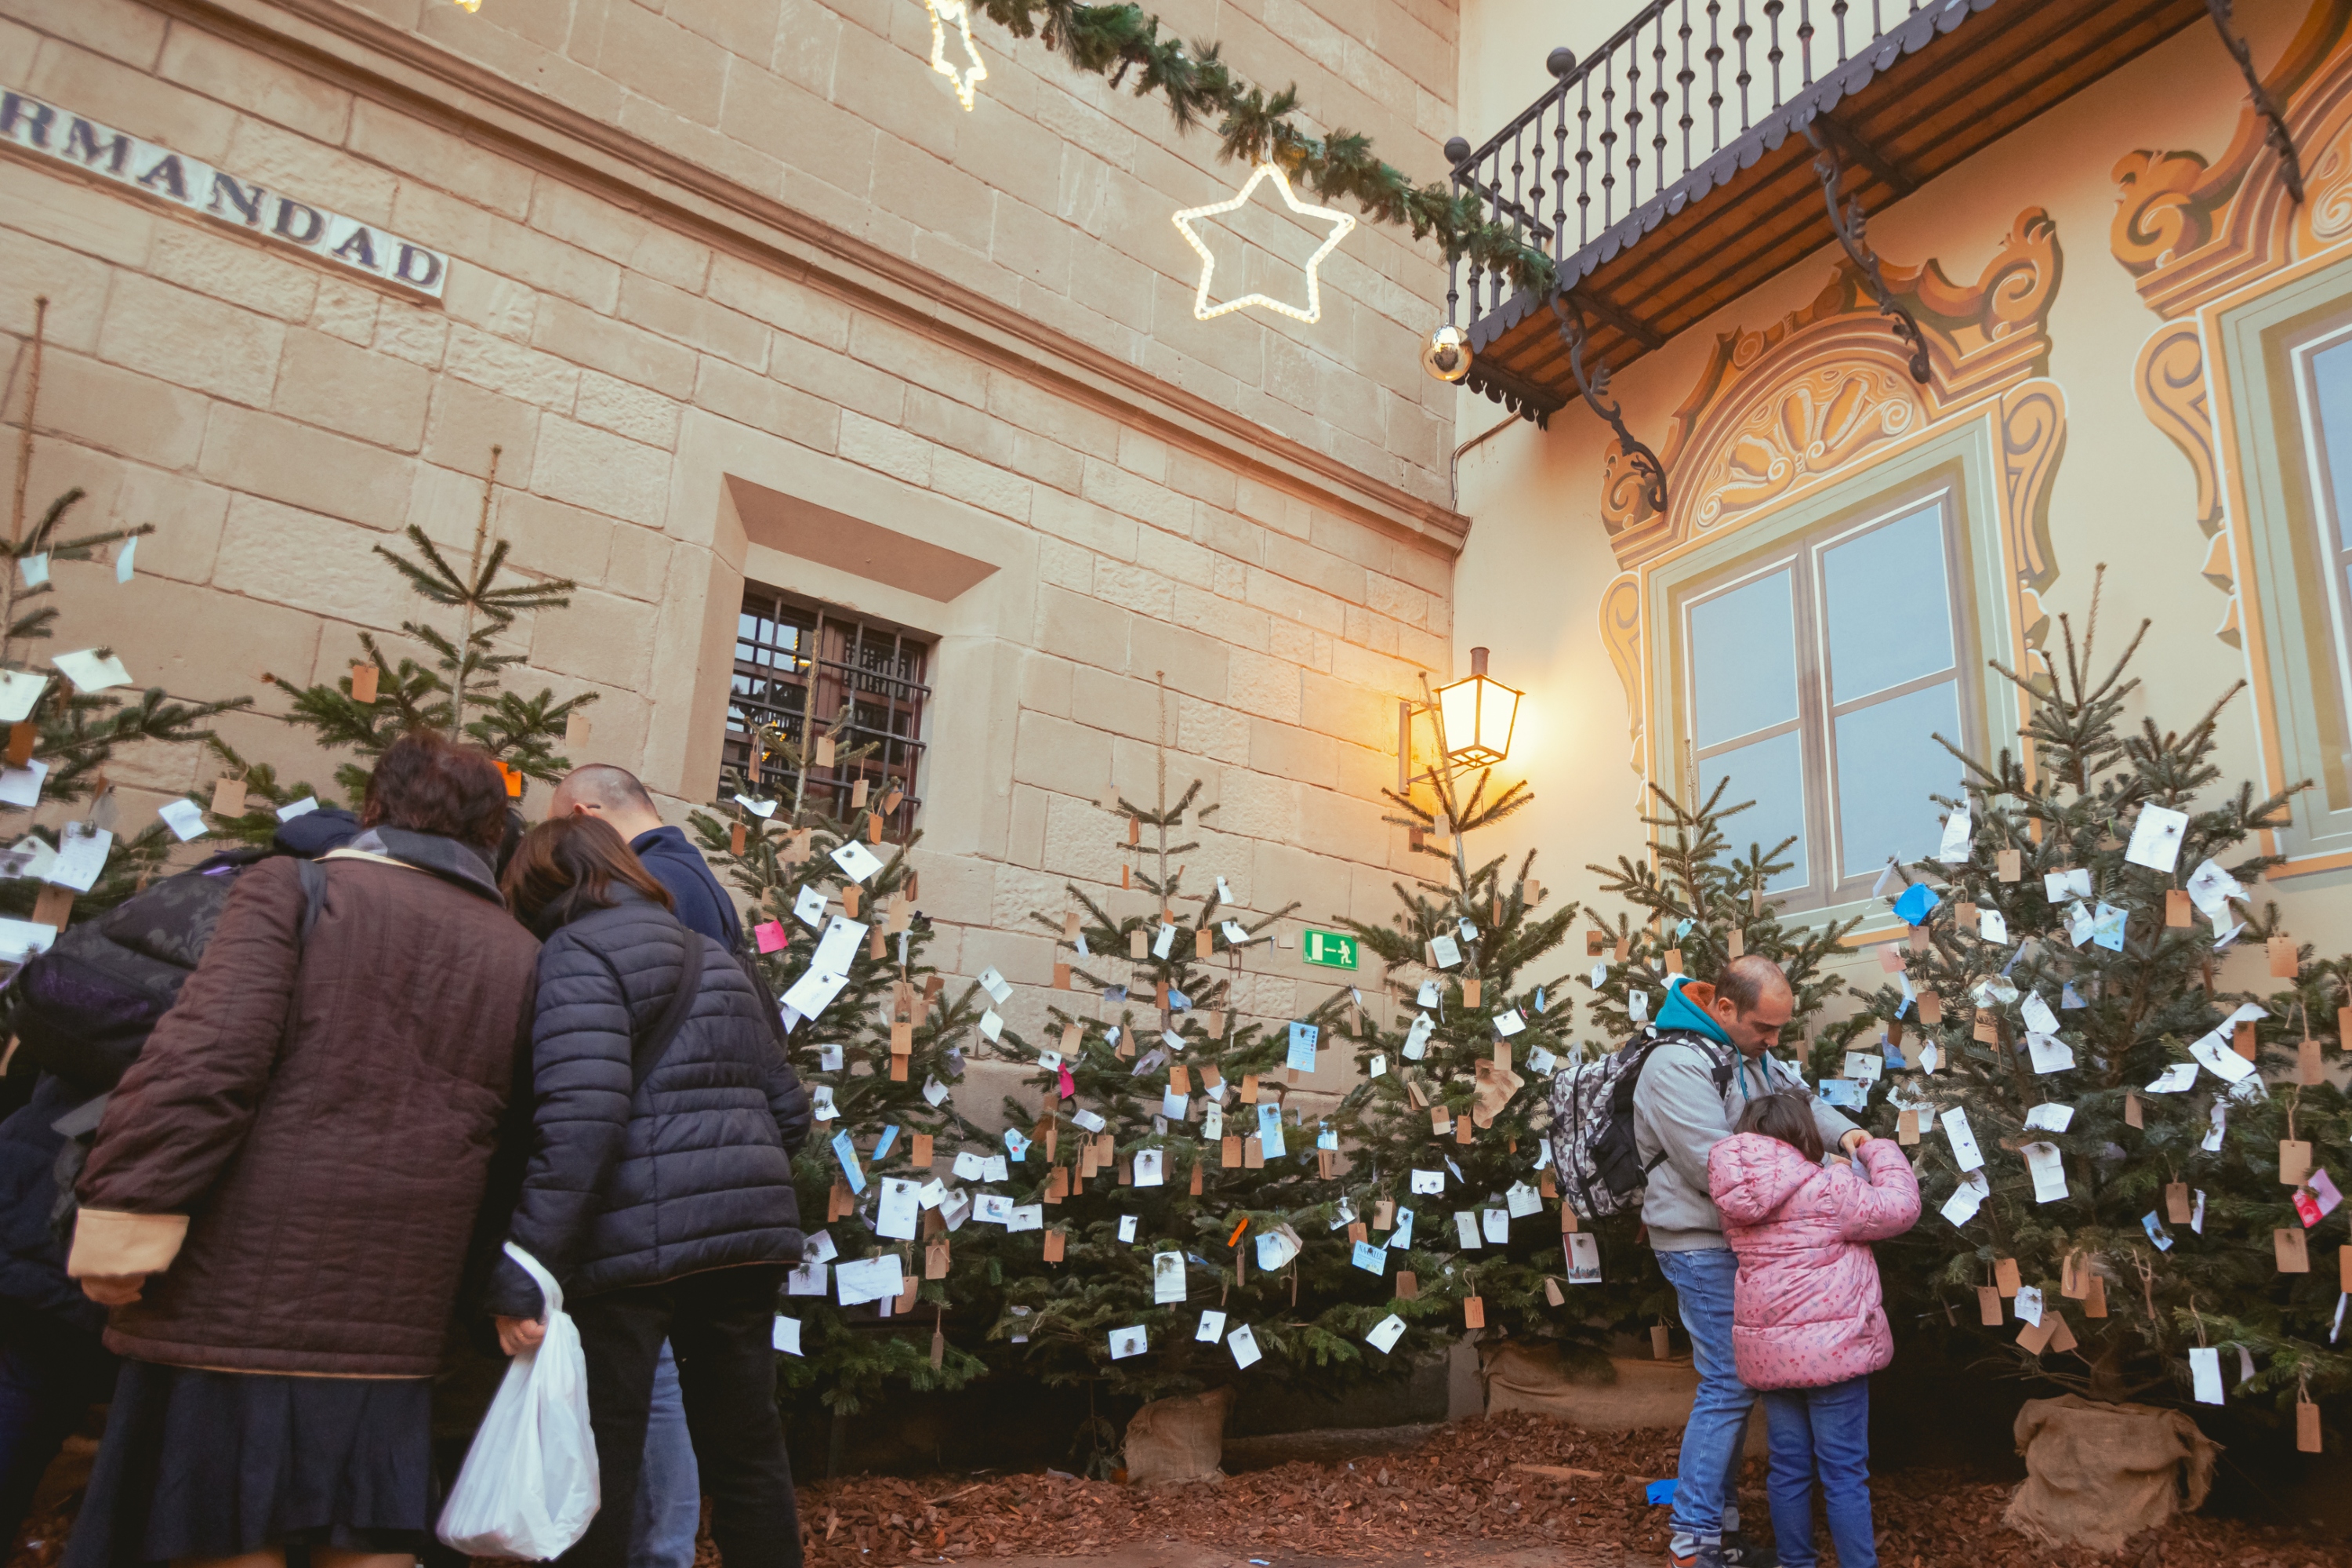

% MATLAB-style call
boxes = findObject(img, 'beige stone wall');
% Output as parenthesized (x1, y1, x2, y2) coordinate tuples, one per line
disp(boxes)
(361, 0, 1464, 504)
(1450, 0, 2352, 1011)
(0, 0, 1472, 1116)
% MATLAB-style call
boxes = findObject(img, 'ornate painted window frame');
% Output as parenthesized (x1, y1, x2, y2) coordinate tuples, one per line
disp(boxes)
(1595, 209, 2069, 913)
(2115, 0, 2352, 873)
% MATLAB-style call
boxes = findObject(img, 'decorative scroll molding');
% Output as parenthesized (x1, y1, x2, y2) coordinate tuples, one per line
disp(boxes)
(1598, 573, 1646, 785)
(2111, 0, 2352, 319)
(1599, 207, 2061, 567)
(2132, 321, 2244, 646)
(1590, 209, 2069, 789)
(2113, 0, 2352, 656)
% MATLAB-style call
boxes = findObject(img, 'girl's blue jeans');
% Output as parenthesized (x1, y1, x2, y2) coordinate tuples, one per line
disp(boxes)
(1762, 1376, 1876, 1568)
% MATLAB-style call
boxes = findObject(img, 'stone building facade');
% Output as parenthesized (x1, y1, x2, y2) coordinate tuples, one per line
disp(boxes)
(0, 0, 1472, 1092)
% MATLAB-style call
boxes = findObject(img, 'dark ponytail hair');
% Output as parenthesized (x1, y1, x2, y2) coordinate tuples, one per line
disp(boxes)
(1734, 1091, 1825, 1163)
(502, 815, 675, 933)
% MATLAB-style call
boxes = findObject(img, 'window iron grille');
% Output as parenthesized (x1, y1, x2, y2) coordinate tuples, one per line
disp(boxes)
(724, 588, 927, 840)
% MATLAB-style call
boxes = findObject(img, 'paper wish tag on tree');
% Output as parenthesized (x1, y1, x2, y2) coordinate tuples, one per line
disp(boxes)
(1940, 1108, 1985, 1172)
(2184, 857, 2242, 924)
(1940, 1171, 1990, 1228)
(1365, 1313, 1407, 1354)
(829, 839, 884, 884)
(2294, 1171, 2343, 1228)
(834, 1254, 905, 1306)
(1428, 933, 1462, 968)
(2187, 1025, 2257, 1084)
(2124, 804, 2190, 873)
(1410, 1167, 1445, 1195)
(1108, 1326, 1148, 1360)
(2020, 1142, 2067, 1203)
(51, 648, 131, 693)
(1936, 805, 1973, 863)
(2025, 1033, 2074, 1074)
(1226, 1323, 1262, 1370)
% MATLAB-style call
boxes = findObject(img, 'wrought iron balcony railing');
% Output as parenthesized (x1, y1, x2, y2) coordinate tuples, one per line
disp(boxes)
(1439, 0, 2230, 458)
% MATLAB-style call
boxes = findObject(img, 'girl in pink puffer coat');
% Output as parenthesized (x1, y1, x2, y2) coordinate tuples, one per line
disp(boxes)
(1706, 1092, 1919, 1568)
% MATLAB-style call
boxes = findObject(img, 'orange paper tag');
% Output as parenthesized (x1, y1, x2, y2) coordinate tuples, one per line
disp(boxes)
(2271, 935, 2300, 977)
(1463, 1295, 1486, 1329)
(2278, 1228, 2311, 1272)
(349, 662, 378, 704)
(1997, 848, 2021, 881)
(210, 776, 248, 818)
(2165, 890, 2191, 927)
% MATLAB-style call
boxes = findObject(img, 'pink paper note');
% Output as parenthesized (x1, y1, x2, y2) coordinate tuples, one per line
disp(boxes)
(2296, 1169, 2342, 1228)
(1058, 1065, 1076, 1101)
(754, 920, 788, 953)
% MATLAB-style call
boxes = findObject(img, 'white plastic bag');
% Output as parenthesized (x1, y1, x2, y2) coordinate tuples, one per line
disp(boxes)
(436, 1243, 601, 1559)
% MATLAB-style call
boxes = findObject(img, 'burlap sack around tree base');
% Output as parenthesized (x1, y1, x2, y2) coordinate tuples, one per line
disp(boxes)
(1123, 1385, 1236, 1484)
(2003, 1394, 2221, 1553)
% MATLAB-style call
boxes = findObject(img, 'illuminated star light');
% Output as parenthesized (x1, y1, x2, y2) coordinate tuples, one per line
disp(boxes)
(1171, 163, 1357, 325)
(926, 0, 988, 111)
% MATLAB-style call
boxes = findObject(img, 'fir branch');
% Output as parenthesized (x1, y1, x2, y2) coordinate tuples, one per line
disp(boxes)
(969, 1, 1555, 295)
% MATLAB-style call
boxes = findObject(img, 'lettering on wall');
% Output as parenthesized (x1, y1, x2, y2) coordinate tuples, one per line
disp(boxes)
(0, 89, 448, 299)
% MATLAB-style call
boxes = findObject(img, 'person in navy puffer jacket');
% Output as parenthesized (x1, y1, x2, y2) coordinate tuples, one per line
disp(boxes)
(488, 815, 810, 1568)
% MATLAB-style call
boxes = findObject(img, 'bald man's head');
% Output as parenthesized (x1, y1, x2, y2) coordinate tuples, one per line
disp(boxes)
(1710, 954, 1795, 1056)
(550, 764, 663, 840)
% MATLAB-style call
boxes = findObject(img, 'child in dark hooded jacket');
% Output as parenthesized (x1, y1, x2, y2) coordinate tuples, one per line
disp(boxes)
(1707, 1092, 1918, 1568)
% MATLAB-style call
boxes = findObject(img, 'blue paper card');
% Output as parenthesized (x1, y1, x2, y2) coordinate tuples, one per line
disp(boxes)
(1287, 1021, 1319, 1072)
(871, 1124, 899, 1164)
(831, 1129, 865, 1193)
(1352, 1241, 1387, 1274)
(1258, 1102, 1283, 1137)
(1892, 883, 1940, 925)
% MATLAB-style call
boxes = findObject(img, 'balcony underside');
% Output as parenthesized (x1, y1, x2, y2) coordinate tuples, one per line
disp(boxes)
(1463, 0, 2209, 423)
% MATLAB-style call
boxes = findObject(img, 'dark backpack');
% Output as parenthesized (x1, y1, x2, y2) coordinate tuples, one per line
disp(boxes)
(1547, 1026, 1738, 1220)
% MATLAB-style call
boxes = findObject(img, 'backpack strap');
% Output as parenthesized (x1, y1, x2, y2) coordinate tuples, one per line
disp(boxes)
(630, 931, 705, 1093)
(295, 858, 328, 942)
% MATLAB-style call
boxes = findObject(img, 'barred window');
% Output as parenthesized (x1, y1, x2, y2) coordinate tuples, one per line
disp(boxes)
(724, 587, 927, 840)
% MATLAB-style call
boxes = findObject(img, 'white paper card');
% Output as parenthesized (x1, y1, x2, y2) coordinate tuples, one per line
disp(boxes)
(2187, 1029, 2256, 1083)
(1429, 933, 1461, 968)
(1404, 1013, 1435, 1060)
(1134, 1148, 1164, 1187)
(2147, 1062, 2200, 1093)
(793, 885, 829, 929)
(1506, 1181, 1542, 1218)
(47, 825, 110, 893)
(1196, 1310, 1227, 1343)
(811, 916, 868, 976)
(1481, 1208, 1509, 1244)
(1116, 1215, 1138, 1243)
(1152, 923, 1175, 960)
(1365, 1313, 1407, 1353)
(977, 966, 1012, 1005)
(771, 1316, 802, 1355)
(786, 1261, 827, 1296)
(1108, 1326, 1148, 1360)
(1227, 1323, 1261, 1370)
(0, 672, 45, 724)
(2021, 1142, 2067, 1203)
(781, 964, 851, 1022)
(876, 1178, 920, 1240)
(1940, 1170, 1990, 1227)
(2020, 993, 2060, 1036)
(1153, 1250, 1187, 1304)
(1980, 906, 2009, 944)
(2190, 1346, 2223, 1405)
(2015, 1285, 2044, 1327)
(156, 797, 207, 841)
(1410, 1168, 1445, 1195)
(834, 1254, 904, 1306)
(52, 649, 130, 693)
(1937, 805, 1973, 863)
(0, 760, 47, 810)
(1454, 1210, 1482, 1249)
(1941, 1107, 1985, 1172)
(829, 840, 884, 884)
(2024, 1103, 2075, 1132)
(2026, 1033, 2074, 1075)
(2125, 805, 2189, 874)
(2185, 858, 2243, 923)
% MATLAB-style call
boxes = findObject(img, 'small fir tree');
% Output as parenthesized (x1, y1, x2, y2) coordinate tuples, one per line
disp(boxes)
(1001, 759, 1348, 1417)
(1326, 757, 1585, 1359)
(202, 449, 590, 831)
(1838, 577, 2352, 1440)
(689, 707, 1018, 1415)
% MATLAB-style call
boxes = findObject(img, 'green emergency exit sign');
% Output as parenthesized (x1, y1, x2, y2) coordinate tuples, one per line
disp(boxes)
(1302, 928, 1359, 969)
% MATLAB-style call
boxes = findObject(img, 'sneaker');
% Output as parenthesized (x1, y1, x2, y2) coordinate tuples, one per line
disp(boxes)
(1720, 1533, 1778, 1568)
(1667, 1548, 1724, 1568)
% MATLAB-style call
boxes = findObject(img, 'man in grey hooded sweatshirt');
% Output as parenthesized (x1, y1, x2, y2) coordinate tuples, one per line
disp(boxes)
(1633, 956, 1863, 1568)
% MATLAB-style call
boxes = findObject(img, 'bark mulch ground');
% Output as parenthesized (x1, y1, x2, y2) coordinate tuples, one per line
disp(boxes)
(784, 1411, 2350, 1568)
(10, 1412, 2345, 1567)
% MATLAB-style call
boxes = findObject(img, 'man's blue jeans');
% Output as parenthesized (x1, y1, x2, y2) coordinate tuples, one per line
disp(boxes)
(1657, 1247, 1753, 1555)
(1762, 1377, 1875, 1568)
(630, 1341, 702, 1568)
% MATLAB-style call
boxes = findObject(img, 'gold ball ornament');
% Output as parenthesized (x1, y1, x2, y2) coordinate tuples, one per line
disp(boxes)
(1421, 325, 1473, 383)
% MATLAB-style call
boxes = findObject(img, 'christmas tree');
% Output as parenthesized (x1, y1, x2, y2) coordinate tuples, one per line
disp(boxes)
(1324, 746, 1584, 1359)
(0, 299, 246, 927)
(1563, 780, 1870, 1340)
(1838, 574, 2352, 1442)
(998, 740, 1351, 1418)
(201, 447, 591, 833)
(688, 706, 1018, 1416)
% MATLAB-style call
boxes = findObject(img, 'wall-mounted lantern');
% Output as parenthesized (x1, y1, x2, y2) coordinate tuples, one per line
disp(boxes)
(1434, 647, 1519, 768)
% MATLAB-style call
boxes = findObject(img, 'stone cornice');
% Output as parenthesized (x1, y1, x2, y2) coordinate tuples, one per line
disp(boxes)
(146, 0, 1471, 557)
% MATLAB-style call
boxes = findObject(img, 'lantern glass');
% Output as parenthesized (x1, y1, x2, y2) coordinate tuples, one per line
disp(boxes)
(1436, 671, 1519, 768)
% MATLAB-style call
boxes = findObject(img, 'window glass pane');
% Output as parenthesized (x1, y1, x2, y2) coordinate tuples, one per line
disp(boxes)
(1699, 729, 1809, 893)
(1821, 504, 1953, 702)
(1831, 681, 1965, 880)
(1688, 569, 1798, 748)
(2312, 337, 2352, 554)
